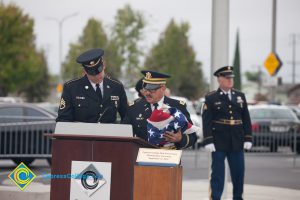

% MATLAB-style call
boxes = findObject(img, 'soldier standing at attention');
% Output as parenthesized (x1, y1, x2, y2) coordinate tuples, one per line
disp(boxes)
(202, 66, 252, 200)
(122, 70, 197, 149)
(56, 48, 127, 123)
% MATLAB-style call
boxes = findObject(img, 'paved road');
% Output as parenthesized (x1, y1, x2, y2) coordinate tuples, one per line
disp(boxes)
(1, 149, 300, 190)
(182, 149, 300, 190)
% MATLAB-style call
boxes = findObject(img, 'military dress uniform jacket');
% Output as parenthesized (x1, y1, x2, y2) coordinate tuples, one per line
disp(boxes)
(122, 96, 197, 149)
(56, 75, 127, 123)
(202, 88, 252, 151)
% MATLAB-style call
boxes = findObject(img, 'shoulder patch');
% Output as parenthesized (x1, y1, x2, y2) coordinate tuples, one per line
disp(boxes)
(134, 97, 142, 103)
(59, 98, 66, 110)
(232, 88, 243, 94)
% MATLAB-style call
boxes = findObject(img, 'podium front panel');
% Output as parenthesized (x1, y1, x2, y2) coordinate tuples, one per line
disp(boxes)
(93, 140, 139, 200)
(49, 135, 146, 200)
(50, 139, 93, 200)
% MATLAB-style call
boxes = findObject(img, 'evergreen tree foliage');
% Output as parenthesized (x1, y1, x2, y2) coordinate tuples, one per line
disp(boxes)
(144, 20, 205, 99)
(62, 18, 111, 80)
(233, 30, 241, 90)
(111, 4, 145, 85)
(0, 3, 50, 101)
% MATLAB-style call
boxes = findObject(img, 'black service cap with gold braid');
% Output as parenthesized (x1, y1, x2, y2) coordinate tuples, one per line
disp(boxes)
(141, 70, 171, 90)
(213, 66, 235, 78)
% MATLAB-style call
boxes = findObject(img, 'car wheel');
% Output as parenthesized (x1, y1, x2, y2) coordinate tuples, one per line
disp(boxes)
(46, 158, 52, 166)
(291, 144, 300, 154)
(12, 158, 35, 166)
(270, 144, 278, 152)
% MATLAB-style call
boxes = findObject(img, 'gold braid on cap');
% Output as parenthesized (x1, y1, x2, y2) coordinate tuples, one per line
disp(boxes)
(143, 71, 167, 84)
(83, 57, 102, 67)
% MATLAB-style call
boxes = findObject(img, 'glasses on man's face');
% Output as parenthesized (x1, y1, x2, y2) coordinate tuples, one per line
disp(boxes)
(144, 87, 161, 93)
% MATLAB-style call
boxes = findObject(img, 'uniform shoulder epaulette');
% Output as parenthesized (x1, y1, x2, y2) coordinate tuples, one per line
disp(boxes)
(128, 101, 135, 106)
(205, 90, 217, 96)
(106, 75, 123, 85)
(179, 100, 186, 105)
(134, 97, 143, 103)
(232, 88, 243, 94)
(64, 76, 82, 85)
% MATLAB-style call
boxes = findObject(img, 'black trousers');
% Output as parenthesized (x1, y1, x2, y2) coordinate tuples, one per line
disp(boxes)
(210, 150, 245, 200)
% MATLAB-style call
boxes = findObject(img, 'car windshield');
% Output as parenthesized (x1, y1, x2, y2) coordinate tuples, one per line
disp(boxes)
(186, 102, 196, 115)
(250, 108, 296, 120)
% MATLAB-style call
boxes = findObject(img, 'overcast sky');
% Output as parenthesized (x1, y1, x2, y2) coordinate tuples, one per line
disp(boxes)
(3, 0, 300, 84)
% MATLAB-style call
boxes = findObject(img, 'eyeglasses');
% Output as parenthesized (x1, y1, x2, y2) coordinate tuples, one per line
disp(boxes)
(144, 87, 161, 93)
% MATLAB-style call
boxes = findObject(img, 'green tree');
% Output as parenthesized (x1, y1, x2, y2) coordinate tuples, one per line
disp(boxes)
(233, 30, 241, 90)
(19, 50, 50, 102)
(245, 71, 260, 82)
(63, 18, 111, 80)
(0, 3, 50, 100)
(144, 20, 205, 99)
(111, 4, 146, 85)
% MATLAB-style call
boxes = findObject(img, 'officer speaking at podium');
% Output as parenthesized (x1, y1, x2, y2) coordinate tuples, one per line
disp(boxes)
(56, 48, 127, 123)
(202, 66, 252, 200)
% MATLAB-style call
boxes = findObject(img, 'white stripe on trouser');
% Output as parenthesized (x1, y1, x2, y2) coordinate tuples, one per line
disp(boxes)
(208, 152, 229, 200)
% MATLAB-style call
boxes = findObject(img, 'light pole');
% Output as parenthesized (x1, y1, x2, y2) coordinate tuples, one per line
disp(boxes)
(46, 12, 78, 84)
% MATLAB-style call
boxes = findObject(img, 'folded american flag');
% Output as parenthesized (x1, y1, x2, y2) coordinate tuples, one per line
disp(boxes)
(147, 107, 199, 147)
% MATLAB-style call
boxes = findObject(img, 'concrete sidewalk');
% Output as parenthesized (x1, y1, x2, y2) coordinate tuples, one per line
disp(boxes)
(183, 179, 300, 200)
(1, 178, 300, 200)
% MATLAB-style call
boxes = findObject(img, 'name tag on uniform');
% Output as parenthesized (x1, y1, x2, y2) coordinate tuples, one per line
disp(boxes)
(76, 96, 85, 100)
(111, 96, 119, 100)
(214, 102, 221, 105)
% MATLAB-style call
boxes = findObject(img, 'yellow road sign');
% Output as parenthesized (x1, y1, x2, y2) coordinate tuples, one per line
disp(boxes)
(264, 52, 282, 76)
(56, 83, 63, 93)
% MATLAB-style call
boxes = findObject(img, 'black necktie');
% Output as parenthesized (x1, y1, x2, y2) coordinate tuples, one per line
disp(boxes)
(96, 83, 103, 101)
(226, 93, 231, 101)
(153, 103, 158, 110)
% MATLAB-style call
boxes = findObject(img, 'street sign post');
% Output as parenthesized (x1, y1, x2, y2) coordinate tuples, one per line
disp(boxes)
(264, 52, 282, 76)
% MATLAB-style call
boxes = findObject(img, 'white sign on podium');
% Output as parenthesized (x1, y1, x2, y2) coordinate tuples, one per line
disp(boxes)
(55, 122, 133, 137)
(70, 161, 112, 200)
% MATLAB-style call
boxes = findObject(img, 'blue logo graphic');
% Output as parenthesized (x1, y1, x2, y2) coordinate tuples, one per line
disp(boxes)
(8, 162, 36, 190)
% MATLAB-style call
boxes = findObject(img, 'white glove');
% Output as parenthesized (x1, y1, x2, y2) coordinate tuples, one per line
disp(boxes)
(204, 143, 216, 152)
(244, 142, 252, 150)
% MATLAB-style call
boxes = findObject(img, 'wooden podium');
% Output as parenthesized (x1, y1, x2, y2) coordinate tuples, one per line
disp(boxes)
(49, 124, 183, 200)
(134, 165, 182, 200)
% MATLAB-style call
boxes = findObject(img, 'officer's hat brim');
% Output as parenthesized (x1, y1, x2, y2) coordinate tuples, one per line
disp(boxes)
(76, 48, 104, 67)
(220, 71, 235, 78)
(143, 83, 161, 90)
(213, 66, 234, 78)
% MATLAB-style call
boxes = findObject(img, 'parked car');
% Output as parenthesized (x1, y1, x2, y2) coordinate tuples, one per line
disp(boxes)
(125, 87, 139, 105)
(0, 97, 23, 103)
(287, 105, 300, 120)
(249, 105, 300, 153)
(35, 102, 58, 116)
(0, 103, 56, 165)
(195, 97, 205, 116)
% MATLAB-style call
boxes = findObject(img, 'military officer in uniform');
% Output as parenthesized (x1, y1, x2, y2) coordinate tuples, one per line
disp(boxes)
(202, 66, 252, 200)
(122, 70, 197, 149)
(56, 48, 127, 123)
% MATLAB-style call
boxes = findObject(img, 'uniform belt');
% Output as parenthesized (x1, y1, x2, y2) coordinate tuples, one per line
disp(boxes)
(213, 119, 242, 125)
